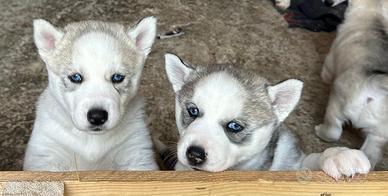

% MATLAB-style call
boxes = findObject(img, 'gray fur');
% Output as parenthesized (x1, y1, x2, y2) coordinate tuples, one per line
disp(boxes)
(172, 59, 302, 170)
(163, 53, 371, 178)
(49, 21, 142, 74)
(177, 64, 276, 145)
(46, 21, 143, 98)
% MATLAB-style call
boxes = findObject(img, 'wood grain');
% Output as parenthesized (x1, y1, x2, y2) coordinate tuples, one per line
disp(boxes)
(1, 171, 388, 195)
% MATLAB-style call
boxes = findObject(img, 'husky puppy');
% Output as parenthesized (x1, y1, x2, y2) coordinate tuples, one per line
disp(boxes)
(160, 53, 370, 179)
(316, 0, 388, 169)
(23, 17, 158, 171)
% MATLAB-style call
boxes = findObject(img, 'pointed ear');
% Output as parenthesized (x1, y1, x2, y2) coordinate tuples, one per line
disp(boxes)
(267, 79, 303, 122)
(165, 53, 195, 93)
(33, 19, 64, 60)
(127, 16, 157, 56)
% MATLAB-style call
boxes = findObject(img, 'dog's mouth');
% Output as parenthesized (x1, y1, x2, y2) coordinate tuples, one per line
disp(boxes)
(190, 163, 231, 172)
(192, 167, 231, 172)
(91, 127, 103, 132)
(83, 126, 107, 134)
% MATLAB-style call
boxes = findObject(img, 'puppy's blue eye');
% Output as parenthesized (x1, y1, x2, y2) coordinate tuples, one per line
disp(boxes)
(226, 121, 244, 133)
(68, 73, 83, 83)
(187, 106, 199, 118)
(111, 73, 125, 83)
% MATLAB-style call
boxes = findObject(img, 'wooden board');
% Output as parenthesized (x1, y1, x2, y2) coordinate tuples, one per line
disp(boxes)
(1, 171, 388, 195)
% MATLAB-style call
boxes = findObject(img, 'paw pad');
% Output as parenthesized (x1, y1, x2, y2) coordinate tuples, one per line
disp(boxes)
(320, 147, 370, 180)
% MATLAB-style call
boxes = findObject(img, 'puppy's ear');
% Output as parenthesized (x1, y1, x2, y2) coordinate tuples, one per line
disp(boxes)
(267, 79, 303, 122)
(33, 19, 64, 61)
(165, 53, 195, 93)
(127, 16, 157, 56)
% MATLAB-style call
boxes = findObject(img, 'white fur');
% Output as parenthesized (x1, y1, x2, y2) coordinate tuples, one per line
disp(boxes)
(302, 147, 370, 180)
(165, 53, 192, 93)
(315, 0, 388, 169)
(68, 32, 125, 131)
(33, 19, 64, 63)
(319, 147, 370, 180)
(165, 53, 370, 179)
(25, 93, 157, 170)
(176, 72, 252, 172)
(330, 0, 348, 7)
(24, 18, 158, 171)
(267, 79, 303, 123)
(128, 16, 157, 56)
(275, 0, 291, 10)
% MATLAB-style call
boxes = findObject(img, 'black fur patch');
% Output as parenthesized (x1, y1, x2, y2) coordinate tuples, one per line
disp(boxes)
(160, 149, 178, 170)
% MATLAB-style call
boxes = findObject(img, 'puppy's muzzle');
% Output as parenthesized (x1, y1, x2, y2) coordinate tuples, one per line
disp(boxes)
(87, 108, 108, 128)
(186, 145, 207, 166)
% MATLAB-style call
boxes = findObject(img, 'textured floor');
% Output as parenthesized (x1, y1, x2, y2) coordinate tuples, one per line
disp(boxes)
(1, 0, 387, 171)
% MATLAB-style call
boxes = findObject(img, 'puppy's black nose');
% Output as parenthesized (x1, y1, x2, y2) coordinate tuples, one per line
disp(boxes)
(186, 146, 206, 166)
(87, 108, 108, 126)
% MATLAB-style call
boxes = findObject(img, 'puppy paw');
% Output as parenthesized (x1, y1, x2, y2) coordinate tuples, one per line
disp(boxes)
(320, 147, 371, 180)
(315, 124, 341, 142)
(275, 0, 291, 10)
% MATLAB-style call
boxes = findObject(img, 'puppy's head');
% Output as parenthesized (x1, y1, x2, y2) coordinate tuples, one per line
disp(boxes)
(33, 17, 157, 133)
(165, 54, 303, 172)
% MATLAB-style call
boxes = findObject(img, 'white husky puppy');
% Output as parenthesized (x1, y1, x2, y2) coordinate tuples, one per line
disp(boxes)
(316, 0, 388, 169)
(159, 53, 370, 179)
(23, 17, 158, 171)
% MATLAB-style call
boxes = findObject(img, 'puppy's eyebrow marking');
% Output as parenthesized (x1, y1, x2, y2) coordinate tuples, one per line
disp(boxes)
(113, 82, 129, 95)
(113, 85, 121, 94)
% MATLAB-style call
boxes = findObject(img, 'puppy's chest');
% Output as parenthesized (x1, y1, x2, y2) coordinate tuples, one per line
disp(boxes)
(68, 140, 124, 170)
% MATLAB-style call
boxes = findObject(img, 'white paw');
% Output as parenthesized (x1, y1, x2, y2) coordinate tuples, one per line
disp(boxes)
(320, 147, 371, 180)
(275, 0, 291, 10)
(314, 124, 323, 134)
(315, 124, 341, 142)
(315, 124, 331, 141)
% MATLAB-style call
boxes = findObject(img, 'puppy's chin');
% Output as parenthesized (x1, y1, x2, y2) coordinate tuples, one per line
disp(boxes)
(191, 165, 229, 172)
(187, 162, 231, 172)
(81, 127, 111, 135)
(84, 130, 108, 135)
(72, 124, 110, 135)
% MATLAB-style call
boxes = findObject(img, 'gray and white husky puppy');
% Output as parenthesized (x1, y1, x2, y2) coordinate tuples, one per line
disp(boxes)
(160, 53, 370, 179)
(24, 17, 158, 171)
(316, 0, 388, 169)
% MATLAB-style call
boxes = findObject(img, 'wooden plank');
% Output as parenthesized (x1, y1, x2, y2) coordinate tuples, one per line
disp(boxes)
(0, 171, 387, 196)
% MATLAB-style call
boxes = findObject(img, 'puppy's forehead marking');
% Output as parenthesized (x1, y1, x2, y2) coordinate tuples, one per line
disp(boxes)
(72, 32, 122, 70)
(193, 71, 247, 119)
(177, 65, 276, 140)
(50, 21, 141, 73)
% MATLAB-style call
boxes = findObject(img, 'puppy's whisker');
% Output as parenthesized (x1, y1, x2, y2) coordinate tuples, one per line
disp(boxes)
(73, 152, 80, 182)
